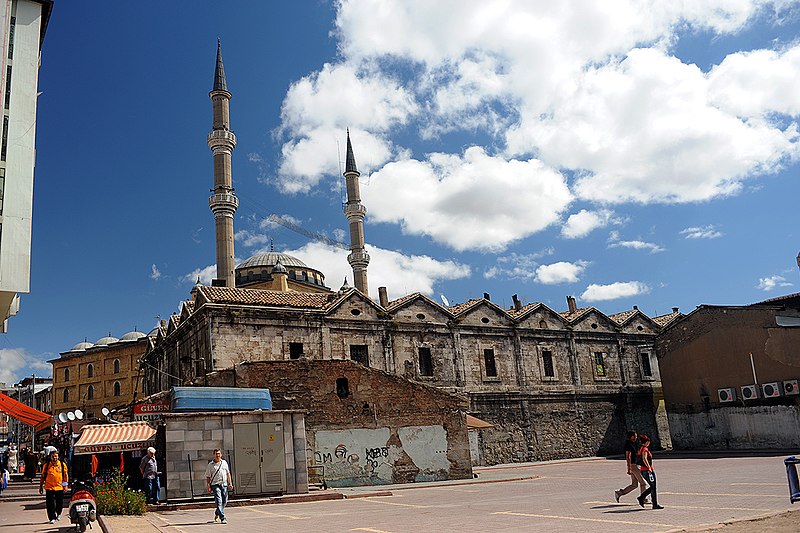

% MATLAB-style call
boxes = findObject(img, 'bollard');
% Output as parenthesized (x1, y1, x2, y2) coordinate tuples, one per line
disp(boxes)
(785, 456, 800, 504)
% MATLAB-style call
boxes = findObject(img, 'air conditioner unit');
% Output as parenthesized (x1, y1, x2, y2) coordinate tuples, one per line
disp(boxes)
(741, 384, 759, 400)
(784, 379, 799, 396)
(717, 388, 736, 403)
(762, 382, 781, 398)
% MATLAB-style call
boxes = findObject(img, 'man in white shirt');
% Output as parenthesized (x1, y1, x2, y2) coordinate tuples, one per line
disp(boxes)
(204, 449, 233, 524)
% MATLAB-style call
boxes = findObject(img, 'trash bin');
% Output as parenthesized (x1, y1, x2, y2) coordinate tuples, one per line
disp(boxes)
(785, 456, 800, 504)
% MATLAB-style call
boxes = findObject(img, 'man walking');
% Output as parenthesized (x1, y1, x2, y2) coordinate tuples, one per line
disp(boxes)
(38, 449, 69, 524)
(139, 447, 159, 504)
(205, 449, 233, 524)
(614, 430, 646, 503)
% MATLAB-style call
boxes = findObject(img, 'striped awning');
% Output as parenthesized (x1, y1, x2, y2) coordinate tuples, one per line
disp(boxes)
(73, 421, 156, 455)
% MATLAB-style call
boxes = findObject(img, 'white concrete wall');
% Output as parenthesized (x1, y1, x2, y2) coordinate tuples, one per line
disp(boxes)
(668, 405, 800, 449)
(314, 425, 451, 486)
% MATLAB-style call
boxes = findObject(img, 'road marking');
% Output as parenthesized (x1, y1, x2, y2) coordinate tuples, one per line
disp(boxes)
(493, 510, 676, 527)
(584, 501, 771, 511)
(362, 498, 432, 509)
(730, 482, 784, 486)
(351, 529, 394, 533)
(244, 507, 307, 520)
(426, 487, 479, 493)
(660, 491, 785, 498)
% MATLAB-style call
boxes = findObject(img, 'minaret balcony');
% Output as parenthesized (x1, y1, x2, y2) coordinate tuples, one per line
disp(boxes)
(207, 129, 237, 150)
(347, 250, 370, 267)
(344, 203, 367, 219)
(209, 192, 239, 213)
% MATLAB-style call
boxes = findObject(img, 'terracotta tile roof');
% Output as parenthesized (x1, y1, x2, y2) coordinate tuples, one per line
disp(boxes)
(386, 293, 420, 310)
(751, 292, 800, 306)
(652, 311, 680, 327)
(560, 307, 593, 321)
(199, 286, 335, 309)
(608, 309, 637, 324)
(183, 300, 195, 314)
(448, 299, 483, 316)
(508, 302, 542, 318)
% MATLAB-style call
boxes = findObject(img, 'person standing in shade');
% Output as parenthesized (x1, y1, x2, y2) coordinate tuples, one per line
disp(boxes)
(637, 434, 664, 509)
(139, 447, 159, 504)
(615, 430, 646, 503)
(38, 449, 69, 524)
(205, 449, 233, 524)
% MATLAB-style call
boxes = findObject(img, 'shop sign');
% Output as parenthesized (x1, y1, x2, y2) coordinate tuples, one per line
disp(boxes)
(133, 402, 170, 422)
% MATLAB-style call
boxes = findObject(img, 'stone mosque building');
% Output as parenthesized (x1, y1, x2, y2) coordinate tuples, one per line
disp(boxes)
(135, 44, 680, 465)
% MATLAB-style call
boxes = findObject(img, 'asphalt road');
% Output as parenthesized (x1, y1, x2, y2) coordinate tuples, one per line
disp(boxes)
(1, 453, 796, 533)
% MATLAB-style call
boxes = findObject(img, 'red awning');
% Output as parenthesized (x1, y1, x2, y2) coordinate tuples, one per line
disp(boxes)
(0, 392, 52, 431)
(73, 422, 157, 455)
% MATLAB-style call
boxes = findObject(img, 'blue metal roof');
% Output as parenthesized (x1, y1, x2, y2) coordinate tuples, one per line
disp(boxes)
(171, 387, 272, 412)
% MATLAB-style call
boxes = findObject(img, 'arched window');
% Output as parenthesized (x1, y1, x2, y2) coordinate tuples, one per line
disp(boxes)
(113, 381, 121, 397)
(113, 359, 120, 374)
(87, 364, 94, 378)
(87, 385, 94, 400)
(63, 388, 69, 403)
(64, 368, 70, 381)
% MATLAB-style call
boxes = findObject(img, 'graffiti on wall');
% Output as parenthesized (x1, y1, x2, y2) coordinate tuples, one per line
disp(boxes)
(314, 426, 449, 487)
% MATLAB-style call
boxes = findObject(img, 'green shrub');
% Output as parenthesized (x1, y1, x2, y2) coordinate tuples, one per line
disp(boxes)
(95, 469, 147, 515)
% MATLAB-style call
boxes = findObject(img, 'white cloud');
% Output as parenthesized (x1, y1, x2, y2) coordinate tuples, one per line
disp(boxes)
(680, 225, 723, 239)
(0, 348, 49, 384)
(150, 264, 161, 280)
(272, 1, 800, 244)
(581, 281, 651, 302)
(284, 241, 471, 300)
(756, 275, 792, 291)
(182, 264, 217, 285)
(561, 209, 620, 239)
(516, 48, 797, 204)
(709, 44, 800, 118)
(235, 229, 272, 248)
(364, 147, 572, 252)
(483, 249, 554, 280)
(534, 260, 589, 285)
(608, 231, 665, 253)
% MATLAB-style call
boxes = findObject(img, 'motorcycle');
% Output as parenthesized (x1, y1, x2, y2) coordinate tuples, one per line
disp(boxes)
(68, 479, 97, 532)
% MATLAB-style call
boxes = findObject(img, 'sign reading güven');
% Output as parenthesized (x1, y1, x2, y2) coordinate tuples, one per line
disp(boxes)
(78, 441, 156, 454)
(133, 402, 170, 422)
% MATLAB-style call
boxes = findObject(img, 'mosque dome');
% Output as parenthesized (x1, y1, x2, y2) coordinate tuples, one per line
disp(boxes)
(120, 331, 146, 341)
(70, 341, 94, 352)
(147, 327, 161, 338)
(235, 251, 328, 290)
(237, 252, 308, 270)
(94, 335, 119, 347)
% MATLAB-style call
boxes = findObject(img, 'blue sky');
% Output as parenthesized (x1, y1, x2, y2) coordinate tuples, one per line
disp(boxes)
(2, 1, 800, 384)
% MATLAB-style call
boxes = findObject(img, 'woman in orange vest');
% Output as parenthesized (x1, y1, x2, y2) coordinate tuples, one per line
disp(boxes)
(38, 450, 69, 524)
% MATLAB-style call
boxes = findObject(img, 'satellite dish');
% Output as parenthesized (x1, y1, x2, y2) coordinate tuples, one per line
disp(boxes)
(74, 409, 84, 420)
(58, 413, 68, 424)
(67, 412, 76, 421)
(440, 293, 450, 307)
(101, 407, 110, 417)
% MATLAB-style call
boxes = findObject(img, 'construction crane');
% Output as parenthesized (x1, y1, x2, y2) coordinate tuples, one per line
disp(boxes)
(267, 214, 350, 251)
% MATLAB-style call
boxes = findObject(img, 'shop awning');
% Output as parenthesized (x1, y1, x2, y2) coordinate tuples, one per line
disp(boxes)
(466, 414, 494, 429)
(73, 421, 157, 455)
(0, 392, 52, 431)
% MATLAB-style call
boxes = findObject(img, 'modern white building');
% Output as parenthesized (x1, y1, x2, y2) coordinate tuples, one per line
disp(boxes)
(0, 0, 51, 330)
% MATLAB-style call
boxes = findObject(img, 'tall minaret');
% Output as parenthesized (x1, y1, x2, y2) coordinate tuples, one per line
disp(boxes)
(343, 131, 370, 295)
(208, 40, 238, 287)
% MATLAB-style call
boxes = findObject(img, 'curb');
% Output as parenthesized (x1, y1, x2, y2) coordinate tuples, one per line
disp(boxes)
(98, 514, 112, 533)
(662, 508, 800, 533)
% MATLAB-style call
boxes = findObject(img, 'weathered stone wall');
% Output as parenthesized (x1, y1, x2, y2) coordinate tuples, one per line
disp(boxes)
(668, 405, 800, 449)
(469, 391, 659, 464)
(203, 360, 473, 487)
(163, 410, 307, 499)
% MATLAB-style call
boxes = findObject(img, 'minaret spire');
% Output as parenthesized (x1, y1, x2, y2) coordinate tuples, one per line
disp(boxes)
(208, 40, 238, 288)
(343, 130, 370, 296)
